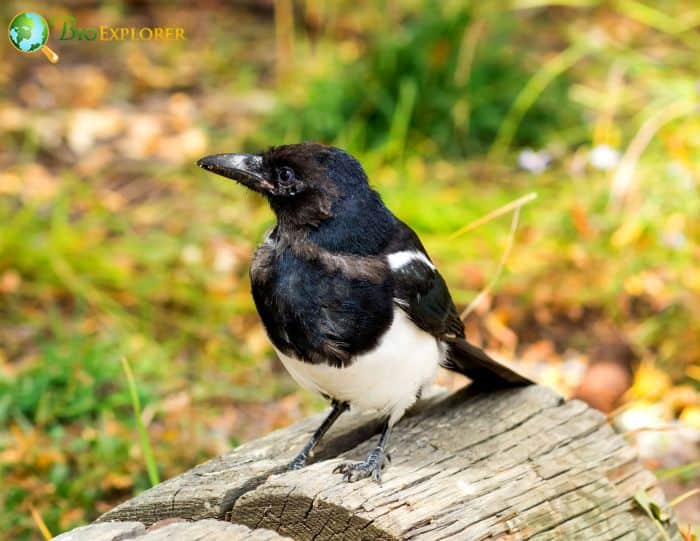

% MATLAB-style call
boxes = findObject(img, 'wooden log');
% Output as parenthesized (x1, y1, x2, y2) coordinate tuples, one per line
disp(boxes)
(60, 385, 681, 540)
(52, 518, 292, 540)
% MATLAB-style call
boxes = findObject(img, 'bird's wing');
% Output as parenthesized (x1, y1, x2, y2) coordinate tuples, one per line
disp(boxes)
(384, 221, 465, 339)
(385, 221, 532, 388)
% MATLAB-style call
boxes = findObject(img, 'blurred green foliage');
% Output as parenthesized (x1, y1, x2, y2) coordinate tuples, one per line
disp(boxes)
(0, 338, 131, 426)
(259, 3, 580, 157)
(0, 0, 699, 539)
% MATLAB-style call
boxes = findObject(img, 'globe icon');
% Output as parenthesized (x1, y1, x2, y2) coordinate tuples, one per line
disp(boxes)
(9, 12, 49, 52)
(8, 12, 58, 62)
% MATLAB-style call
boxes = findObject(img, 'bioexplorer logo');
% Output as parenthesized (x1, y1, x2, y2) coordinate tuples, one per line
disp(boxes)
(8, 12, 186, 63)
(8, 12, 59, 63)
(57, 16, 186, 42)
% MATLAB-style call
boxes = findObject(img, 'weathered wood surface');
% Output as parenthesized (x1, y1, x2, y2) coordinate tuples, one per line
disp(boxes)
(62, 385, 681, 540)
(52, 518, 292, 540)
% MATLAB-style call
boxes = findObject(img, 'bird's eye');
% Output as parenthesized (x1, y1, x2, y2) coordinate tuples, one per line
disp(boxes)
(278, 167, 296, 185)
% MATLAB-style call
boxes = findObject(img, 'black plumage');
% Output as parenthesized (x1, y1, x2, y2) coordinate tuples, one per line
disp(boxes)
(197, 143, 532, 483)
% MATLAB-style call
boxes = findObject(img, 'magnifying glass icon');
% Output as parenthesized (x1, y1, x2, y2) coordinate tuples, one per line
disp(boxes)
(9, 12, 59, 63)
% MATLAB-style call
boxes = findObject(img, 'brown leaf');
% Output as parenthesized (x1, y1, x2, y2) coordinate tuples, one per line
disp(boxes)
(573, 361, 632, 413)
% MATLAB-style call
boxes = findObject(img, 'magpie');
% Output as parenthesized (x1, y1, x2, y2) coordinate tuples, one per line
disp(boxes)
(197, 143, 532, 483)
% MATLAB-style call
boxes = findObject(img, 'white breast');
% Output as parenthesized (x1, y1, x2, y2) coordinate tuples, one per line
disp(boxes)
(274, 309, 443, 425)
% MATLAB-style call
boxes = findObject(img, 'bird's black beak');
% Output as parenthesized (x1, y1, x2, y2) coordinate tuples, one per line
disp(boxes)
(196, 153, 274, 194)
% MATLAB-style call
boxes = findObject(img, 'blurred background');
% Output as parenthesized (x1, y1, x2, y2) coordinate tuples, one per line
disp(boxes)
(1, 0, 699, 538)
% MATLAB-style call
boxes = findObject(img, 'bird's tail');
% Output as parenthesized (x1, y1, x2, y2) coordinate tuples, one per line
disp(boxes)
(441, 336, 533, 389)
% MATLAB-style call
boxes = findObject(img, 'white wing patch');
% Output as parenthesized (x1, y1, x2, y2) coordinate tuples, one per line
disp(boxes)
(387, 250, 435, 271)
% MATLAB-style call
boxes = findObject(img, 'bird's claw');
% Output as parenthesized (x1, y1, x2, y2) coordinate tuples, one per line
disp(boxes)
(333, 449, 389, 484)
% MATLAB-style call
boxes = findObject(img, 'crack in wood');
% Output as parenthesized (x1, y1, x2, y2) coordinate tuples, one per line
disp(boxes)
(74, 386, 681, 541)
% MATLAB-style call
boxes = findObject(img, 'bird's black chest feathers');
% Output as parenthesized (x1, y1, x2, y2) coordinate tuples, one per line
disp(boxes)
(250, 237, 394, 368)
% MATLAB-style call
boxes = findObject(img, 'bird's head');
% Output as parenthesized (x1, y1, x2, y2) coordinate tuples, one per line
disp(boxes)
(197, 143, 370, 227)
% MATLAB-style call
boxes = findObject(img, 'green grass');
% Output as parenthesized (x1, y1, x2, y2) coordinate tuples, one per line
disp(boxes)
(121, 357, 160, 487)
(254, 2, 582, 158)
(1, 1, 699, 539)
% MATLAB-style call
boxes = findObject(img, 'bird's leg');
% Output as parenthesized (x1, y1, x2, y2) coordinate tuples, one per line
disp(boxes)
(288, 400, 349, 471)
(334, 418, 391, 484)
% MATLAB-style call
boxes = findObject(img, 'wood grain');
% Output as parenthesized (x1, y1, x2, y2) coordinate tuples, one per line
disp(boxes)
(56, 385, 680, 540)
(52, 519, 292, 540)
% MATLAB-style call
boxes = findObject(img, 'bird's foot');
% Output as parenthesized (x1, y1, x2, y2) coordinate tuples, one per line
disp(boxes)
(333, 448, 389, 484)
